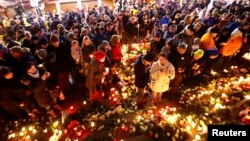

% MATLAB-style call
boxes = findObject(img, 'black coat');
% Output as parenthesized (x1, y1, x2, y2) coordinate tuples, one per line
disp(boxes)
(21, 69, 54, 109)
(134, 55, 150, 88)
(0, 78, 26, 117)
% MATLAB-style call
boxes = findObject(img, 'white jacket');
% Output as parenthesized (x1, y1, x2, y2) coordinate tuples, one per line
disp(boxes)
(150, 60, 175, 93)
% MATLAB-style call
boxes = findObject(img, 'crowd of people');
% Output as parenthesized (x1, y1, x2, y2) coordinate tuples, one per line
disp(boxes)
(0, 0, 250, 119)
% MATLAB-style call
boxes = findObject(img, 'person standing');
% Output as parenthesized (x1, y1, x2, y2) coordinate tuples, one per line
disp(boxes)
(134, 51, 155, 108)
(150, 53, 175, 106)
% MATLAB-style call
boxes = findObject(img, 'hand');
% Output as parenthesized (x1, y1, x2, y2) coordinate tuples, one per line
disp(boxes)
(19, 102, 25, 107)
(178, 68, 185, 73)
(41, 72, 50, 80)
(220, 42, 227, 46)
(103, 71, 109, 76)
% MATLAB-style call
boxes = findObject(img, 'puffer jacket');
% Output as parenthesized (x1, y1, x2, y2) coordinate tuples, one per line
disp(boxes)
(150, 60, 175, 93)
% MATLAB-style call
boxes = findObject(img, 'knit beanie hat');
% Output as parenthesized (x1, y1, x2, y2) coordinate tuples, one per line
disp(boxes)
(94, 50, 106, 62)
(207, 48, 219, 56)
(0, 66, 11, 78)
(98, 40, 109, 49)
(39, 38, 48, 45)
(193, 49, 204, 58)
(143, 51, 155, 62)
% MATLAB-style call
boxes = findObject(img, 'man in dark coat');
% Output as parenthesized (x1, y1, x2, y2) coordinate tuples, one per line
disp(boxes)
(134, 51, 155, 108)
(150, 31, 166, 56)
(47, 35, 74, 92)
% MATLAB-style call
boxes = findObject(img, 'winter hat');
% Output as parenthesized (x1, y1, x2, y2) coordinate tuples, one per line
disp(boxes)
(0, 66, 11, 78)
(186, 24, 195, 32)
(193, 49, 204, 58)
(94, 50, 106, 62)
(143, 51, 155, 62)
(37, 49, 47, 60)
(67, 32, 75, 40)
(154, 31, 162, 38)
(39, 38, 48, 45)
(31, 35, 39, 41)
(207, 48, 219, 56)
(209, 27, 220, 34)
(99, 40, 109, 49)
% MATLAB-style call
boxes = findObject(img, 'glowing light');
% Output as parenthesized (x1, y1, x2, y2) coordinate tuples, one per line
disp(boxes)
(245, 95, 250, 100)
(137, 115, 142, 121)
(43, 128, 48, 133)
(28, 126, 33, 131)
(83, 101, 87, 105)
(9, 133, 15, 138)
(21, 127, 26, 132)
(53, 121, 59, 128)
(70, 106, 74, 110)
(26, 135, 30, 139)
(195, 134, 201, 140)
(19, 132, 24, 136)
(91, 122, 95, 127)
(32, 129, 37, 134)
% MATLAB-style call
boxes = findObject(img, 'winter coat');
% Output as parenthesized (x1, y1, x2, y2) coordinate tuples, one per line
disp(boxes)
(0, 78, 26, 116)
(111, 43, 122, 61)
(85, 58, 106, 93)
(172, 30, 194, 54)
(200, 32, 217, 51)
(134, 55, 151, 88)
(220, 28, 245, 56)
(21, 69, 54, 109)
(150, 60, 175, 93)
(150, 38, 166, 55)
(47, 43, 74, 73)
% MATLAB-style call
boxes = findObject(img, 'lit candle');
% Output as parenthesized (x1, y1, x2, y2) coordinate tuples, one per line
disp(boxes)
(83, 101, 87, 105)
(32, 129, 37, 134)
(19, 132, 24, 136)
(91, 122, 95, 127)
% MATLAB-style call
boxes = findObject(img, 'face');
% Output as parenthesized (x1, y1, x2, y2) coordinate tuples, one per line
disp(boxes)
(177, 47, 187, 54)
(194, 54, 202, 60)
(158, 56, 166, 65)
(72, 42, 79, 49)
(195, 24, 201, 31)
(33, 40, 39, 45)
(155, 37, 161, 42)
(99, 57, 105, 62)
(84, 39, 91, 46)
(210, 55, 218, 59)
(5, 72, 13, 79)
(26, 34, 32, 41)
(107, 25, 113, 31)
(186, 29, 194, 36)
(41, 44, 48, 49)
(27, 65, 37, 74)
(52, 41, 60, 47)
(12, 52, 22, 59)
(144, 60, 152, 66)
(211, 33, 218, 38)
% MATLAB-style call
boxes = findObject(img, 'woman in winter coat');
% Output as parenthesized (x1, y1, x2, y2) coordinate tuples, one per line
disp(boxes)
(86, 50, 109, 102)
(150, 53, 175, 106)
(81, 36, 95, 76)
(71, 40, 83, 85)
(0, 66, 36, 119)
(110, 35, 123, 66)
(21, 62, 59, 118)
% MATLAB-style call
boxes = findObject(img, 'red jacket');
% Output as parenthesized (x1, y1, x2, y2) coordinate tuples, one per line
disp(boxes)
(111, 43, 123, 60)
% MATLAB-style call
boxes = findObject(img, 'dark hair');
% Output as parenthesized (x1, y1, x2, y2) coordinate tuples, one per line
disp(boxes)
(50, 35, 59, 43)
(0, 66, 11, 78)
(177, 43, 187, 49)
(158, 53, 167, 59)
